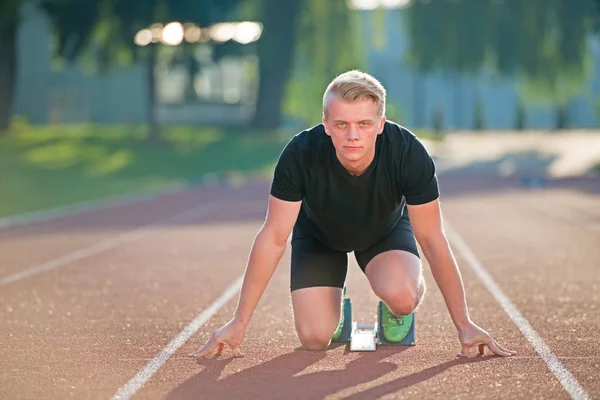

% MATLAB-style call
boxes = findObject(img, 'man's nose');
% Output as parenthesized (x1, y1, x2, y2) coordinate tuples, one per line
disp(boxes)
(346, 125, 360, 140)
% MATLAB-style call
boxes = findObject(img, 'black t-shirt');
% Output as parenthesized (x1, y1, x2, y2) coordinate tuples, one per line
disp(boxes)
(270, 121, 439, 252)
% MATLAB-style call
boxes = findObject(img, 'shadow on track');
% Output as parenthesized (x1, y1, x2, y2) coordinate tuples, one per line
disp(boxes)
(167, 346, 494, 400)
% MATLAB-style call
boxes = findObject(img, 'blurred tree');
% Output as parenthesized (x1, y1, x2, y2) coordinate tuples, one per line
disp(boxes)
(42, 0, 101, 63)
(283, 0, 363, 127)
(512, 0, 594, 129)
(0, 0, 240, 135)
(0, 0, 104, 133)
(1, 0, 360, 133)
(405, 0, 488, 128)
(473, 96, 485, 130)
(432, 105, 445, 136)
(251, 0, 303, 129)
(515, 98, 527, 131)
(0, 0, 21, 131)
(404, 0, 597, 130)
(50, 0, 241, 139)
(555, 103, 569, 130)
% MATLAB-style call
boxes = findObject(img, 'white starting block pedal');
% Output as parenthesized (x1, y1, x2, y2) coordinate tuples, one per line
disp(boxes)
(350, 322, 377, 351)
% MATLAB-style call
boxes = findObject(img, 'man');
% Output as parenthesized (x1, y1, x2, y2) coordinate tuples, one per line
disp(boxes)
(190, 70, 516, 358)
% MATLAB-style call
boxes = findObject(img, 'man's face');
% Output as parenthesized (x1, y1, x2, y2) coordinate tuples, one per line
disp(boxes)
(322, 96, 386, 170)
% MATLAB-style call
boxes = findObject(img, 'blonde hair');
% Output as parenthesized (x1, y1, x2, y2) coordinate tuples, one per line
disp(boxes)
(323, 70, 387, 119)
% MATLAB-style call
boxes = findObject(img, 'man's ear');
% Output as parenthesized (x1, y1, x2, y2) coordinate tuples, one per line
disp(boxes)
(378, 116, 387, 134)
(322, 117, 331, 136)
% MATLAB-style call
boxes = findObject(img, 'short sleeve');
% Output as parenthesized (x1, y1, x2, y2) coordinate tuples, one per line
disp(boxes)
(402, 135, 440, 205)
(270, 138, 305, 202)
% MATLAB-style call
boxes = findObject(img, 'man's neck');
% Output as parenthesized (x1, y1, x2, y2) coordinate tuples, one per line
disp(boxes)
(337, 151, 375, 177)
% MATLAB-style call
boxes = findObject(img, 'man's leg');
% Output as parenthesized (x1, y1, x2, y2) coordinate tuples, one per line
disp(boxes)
(355, 212, 425, 316)
(291, 287, 343, 350)
(364, 250, 424, 316)
(290, 235, 348, 350)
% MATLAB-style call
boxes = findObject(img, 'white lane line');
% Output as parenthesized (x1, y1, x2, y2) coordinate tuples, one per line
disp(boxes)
(110, 275, 244, 400)
(0, 185, 186, 229)
(0, 199, 252, 287)
(444, 222, 592, 400)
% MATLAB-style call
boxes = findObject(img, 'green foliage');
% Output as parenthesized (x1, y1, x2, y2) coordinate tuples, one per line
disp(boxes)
(517, 55, 592, 106)
(404, 0, 488, 74)
(0, 0, 21, 26)
(385, 101, 406, 125)
(283, 0, 365, 126)
(370, 8, 388, 50)
(404, 0, 597, 106)
(42, 0, 102, 63)
(43, 0, 242, 71)
(0, 123, 289, 217)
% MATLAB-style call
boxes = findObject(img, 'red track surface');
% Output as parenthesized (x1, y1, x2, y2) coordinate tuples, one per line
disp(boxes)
(1, 175, 598, 399)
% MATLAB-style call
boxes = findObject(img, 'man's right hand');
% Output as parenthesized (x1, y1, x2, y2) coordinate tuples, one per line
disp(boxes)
(188, 196, 301, 359)
(188, 318, 247, 358)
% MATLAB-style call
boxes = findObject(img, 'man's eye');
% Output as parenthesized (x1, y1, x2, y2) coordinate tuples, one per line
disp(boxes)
(337, 122, 346, 127)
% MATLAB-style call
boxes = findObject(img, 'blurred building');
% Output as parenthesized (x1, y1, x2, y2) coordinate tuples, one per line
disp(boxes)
(13, 6, 257, 126)
(359, 8, 600, 131)
(13, 5, 600, 130)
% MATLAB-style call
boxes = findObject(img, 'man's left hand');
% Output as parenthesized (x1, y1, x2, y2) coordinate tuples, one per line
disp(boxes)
(458, 321, 517, 357)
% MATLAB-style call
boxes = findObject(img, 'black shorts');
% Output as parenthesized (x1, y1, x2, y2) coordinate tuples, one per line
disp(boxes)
(290, 213, 420, 291)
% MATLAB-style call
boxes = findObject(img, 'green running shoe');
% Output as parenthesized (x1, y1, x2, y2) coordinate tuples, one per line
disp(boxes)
(331, 286, 347, 341)
(380, 302, 414, 343)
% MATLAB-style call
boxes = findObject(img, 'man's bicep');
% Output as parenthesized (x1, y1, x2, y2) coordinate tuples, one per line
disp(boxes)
(402, 135, 439, 205)
(270, 139, 305, 202)
(406, 199, 445, 248)
(263, 195, 302, 245)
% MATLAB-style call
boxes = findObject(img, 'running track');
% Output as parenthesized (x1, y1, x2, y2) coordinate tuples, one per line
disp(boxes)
(1, 174, 598, 399)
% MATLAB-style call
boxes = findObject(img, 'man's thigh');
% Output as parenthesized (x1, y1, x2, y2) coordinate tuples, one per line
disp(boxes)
(354, 212, 420, 273)
(354, 214, 424, 293)
(363, 249, 423, 290)
(290, 235, 348, 291)
(290, 235, 348, 335)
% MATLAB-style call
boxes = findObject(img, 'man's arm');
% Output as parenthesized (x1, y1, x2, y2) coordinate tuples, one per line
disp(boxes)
(233, 195, 302, 327)
(407, 199, 470, 330)
(407, 199, 516, 357)
(190, 195, 301, 358)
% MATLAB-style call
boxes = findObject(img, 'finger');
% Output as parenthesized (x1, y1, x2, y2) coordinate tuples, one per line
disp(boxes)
(457, 343, 475, 358)
(231, 346, 246, 358)
(493, 339, 518, 355)
(486, 338, 514, 357)
(215, 343, 225, 357)
(189, 336, 219, 358)
(226, 341, 246, 358)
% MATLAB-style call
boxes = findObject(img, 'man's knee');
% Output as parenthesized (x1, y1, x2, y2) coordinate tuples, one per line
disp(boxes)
(365, 250, 425, 316)
(296, 325, 334, 350)
(373, 279, 425, 316)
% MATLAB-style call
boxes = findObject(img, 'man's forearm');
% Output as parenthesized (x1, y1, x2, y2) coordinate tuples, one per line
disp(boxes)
(422, 236, 471, 330)
(233, 229, 287, 327)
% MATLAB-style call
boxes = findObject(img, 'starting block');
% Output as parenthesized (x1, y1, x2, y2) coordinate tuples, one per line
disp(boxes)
(332, 298, 416, 351)
(350, 322, 377, 351)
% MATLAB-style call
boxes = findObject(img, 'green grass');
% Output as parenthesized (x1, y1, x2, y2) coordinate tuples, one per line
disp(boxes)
(0, 123, 290, 218)
(0, 120, 445, 219)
